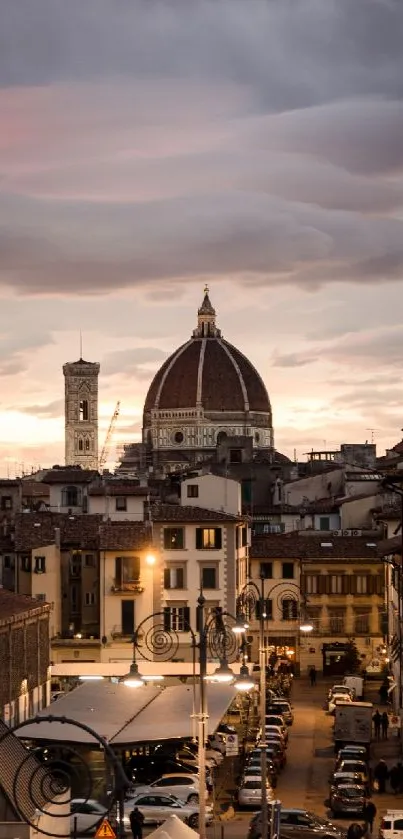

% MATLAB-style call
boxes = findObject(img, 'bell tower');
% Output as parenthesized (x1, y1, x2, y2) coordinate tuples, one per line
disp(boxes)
(63, 358, 100, 469)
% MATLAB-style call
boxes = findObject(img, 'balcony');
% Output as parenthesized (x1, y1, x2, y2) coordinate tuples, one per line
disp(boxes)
(110, 579, 144, 594)
(51, 632, 101, 646)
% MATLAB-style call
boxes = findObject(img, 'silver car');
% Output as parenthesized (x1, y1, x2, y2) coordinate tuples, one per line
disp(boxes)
(130, 773, 206, 804)
(238, 778, 274, 809)
(125, 794, 213, 827)
(70, 799, 128, 836)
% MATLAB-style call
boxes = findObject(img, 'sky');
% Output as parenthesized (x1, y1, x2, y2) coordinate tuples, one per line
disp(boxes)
(1, 0, 403, 476)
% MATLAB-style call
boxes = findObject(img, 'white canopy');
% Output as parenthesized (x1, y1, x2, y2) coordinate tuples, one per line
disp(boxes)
(147, 815, 199, 839)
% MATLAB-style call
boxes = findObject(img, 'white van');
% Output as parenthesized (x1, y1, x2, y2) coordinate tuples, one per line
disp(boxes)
(343, 676, 364, 699)
(379, 811, 403, 839)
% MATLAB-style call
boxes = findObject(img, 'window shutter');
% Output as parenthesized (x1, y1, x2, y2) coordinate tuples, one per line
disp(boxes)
(349, 575, 356, 595)
(115, 556, 122, 585)
(367, 575, 375, 595)
(342, 575, 350, 595)
(183, 606, 190, 629)
(164, 569, 171, 589)
(177, 567, 184, 588)
(266, 599, 273, 620)
(215, 528, 222, 549)
(195, 529, 203, 549)
(255, 600, 262, 620)
(163, 607, 171, 631)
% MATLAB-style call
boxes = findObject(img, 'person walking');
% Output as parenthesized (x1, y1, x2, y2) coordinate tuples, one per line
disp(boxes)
(374, 759, 389, 793)
(129, 807, 144, 839)
(373, 710, 381, 740)
(309, 665, 317, 686)
(381, 711, 389, 739)
(363, 799, 377, 834)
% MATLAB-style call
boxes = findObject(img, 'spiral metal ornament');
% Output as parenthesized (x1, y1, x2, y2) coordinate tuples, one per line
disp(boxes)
(237, 585, 259, 621)
(135, 617, 181, 662)
(2, 715, 129, 837)
(206, 615, 238, 662)
(276, 585, 299, 618)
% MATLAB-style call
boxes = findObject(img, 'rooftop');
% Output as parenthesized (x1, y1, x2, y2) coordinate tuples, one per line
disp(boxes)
(99, 521, 152, 551)
(151, 503, 244, 522)
(0, 590, 50, 623)
(250, 533, 381, 559)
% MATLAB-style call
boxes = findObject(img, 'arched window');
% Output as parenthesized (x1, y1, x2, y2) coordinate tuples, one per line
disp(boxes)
(78, 439, 84, 451)
(85, 439, 90, 451)
(79, 399, 89, 421)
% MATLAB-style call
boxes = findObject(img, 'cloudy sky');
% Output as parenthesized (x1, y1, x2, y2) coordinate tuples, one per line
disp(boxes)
(1, 0, 403, 476)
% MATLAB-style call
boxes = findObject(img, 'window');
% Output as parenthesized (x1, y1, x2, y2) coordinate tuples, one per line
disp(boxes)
(85, 592, 96, 606)
(79, 399, 89, 421)
(256, 598, 273, 620)
(282, 562, 294, 580)
(195, 528, 222, 550)
(355, 574, 368, 594)
(70, 554, 81, 577)
(61, 486, 81, 507)
(241, 527, 248, 547)
(34, 556, 46, 574)
(115, 556, 140, 584)
(329, 609, 345, 634)
(260, 562, 273, 579)
(164, 566, 185, 589)
(201, 566, 217, 589)
(116, 497, 127, 511)
(0, 496, 12, 510)
(36, 593, 47, 602)
(78, 439, 84, 452)
(319, 516, 330, 531)
(329, 574, 343, 594)
(304, 574, 319, 595)
(354, 609, 370, 635)
(163, 528, 185, 550)
(281, 598, 298, 620)
(121, 600, 135, 635)
(85, 439, 90, 451)
(229, 449, 242, 464)
(3, 555, 12, 569)
(84, 554, 95, 567)
(21, 556, 31, 572)
(163, 606, 190, 632)
(187, 485, 199, 498)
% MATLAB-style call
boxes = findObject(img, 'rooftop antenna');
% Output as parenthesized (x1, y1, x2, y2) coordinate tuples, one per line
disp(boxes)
(366, 428, 379, 444)
(79, 330, 83, 360)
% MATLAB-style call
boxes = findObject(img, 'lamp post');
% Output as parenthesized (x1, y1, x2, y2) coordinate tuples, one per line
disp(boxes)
(237, 576, 312, 839)
(123, 598, 249, 839)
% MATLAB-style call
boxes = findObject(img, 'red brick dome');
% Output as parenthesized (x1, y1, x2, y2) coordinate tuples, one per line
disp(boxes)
(143, 289, 271, 424)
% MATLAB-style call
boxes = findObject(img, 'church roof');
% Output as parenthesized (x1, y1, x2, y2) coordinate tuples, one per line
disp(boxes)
(144, 290, 271, 418)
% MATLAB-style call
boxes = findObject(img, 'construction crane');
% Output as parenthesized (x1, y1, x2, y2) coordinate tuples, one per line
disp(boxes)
(99, 401, 120, 471)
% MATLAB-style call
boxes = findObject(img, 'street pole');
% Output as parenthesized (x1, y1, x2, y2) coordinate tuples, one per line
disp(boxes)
(260, 572, 268, 839)
(197, 593, 208, 839)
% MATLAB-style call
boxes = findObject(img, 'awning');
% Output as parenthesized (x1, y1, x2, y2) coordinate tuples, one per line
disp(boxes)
(18, 681, 236, 746)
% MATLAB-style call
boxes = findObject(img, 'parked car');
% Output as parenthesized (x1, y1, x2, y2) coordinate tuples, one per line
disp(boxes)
(379, 810, 403, 839)
(336, 746, 368, 763)
(265, 716, 289, 741)
(250, 747, 285, 773)
(208, 733, 226, 755)
(248, 808, 346, 839)
(238, 777, 274, 808)
(124, 793, 213, 827)
(328, 686, 354, 701)
(335, 760, 369, 784)
(269, 699, 294, 725)
(329, 784, 366, 817)
(129, 773, 207, 804)
(330, 771, 367, 793)
(244, 758, 278, 787)
(128, 756, 197, 785)
(266, 731, 288, 750)
(70, 799, 124, 836)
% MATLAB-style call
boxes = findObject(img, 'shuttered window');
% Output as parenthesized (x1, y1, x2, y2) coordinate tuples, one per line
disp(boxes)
(195, 528, 222, 549)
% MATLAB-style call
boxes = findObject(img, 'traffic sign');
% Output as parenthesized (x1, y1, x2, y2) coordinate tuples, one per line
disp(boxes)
(95, 819, 116, 838)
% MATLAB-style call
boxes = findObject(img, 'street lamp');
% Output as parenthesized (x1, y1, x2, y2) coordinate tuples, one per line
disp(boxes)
(124, 596, 250, 839)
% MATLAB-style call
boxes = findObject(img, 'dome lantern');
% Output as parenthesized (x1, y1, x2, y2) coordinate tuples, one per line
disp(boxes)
(193, 285, 221, 338)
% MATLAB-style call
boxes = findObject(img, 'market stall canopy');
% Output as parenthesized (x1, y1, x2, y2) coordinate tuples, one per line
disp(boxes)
(147, 814, 199, 839)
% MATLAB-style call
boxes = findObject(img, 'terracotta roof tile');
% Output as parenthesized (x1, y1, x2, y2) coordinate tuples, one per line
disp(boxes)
(151, 503, 244, 522)
(99, 522, 152, 551)
(89, 483, 156, 497)
(14, 513, 102, 551)
(377, 536, 402, 557)
(250, 533, 381, 559)
(41, 468, 99, 484)
(0, 589, 50, 622)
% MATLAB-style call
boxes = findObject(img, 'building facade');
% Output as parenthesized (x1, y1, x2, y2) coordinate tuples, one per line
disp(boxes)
(0, 590, 51, 726)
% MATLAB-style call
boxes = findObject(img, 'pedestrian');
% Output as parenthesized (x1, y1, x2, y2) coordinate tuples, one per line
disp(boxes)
(381, 711, 389, 739)
(129, 807, 144, 839)
(309, 665, 317, 686)
(347, 823, 364, 839)
(374, 759, 389, 793)
(379, 681, 389, 704)
(363, 799, 377, 834)
(373, 710, 381, 740)
(390, 764, 400, 795)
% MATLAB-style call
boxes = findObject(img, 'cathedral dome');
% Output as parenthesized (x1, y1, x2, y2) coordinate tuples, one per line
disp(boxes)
(142, 288, 273, 466)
